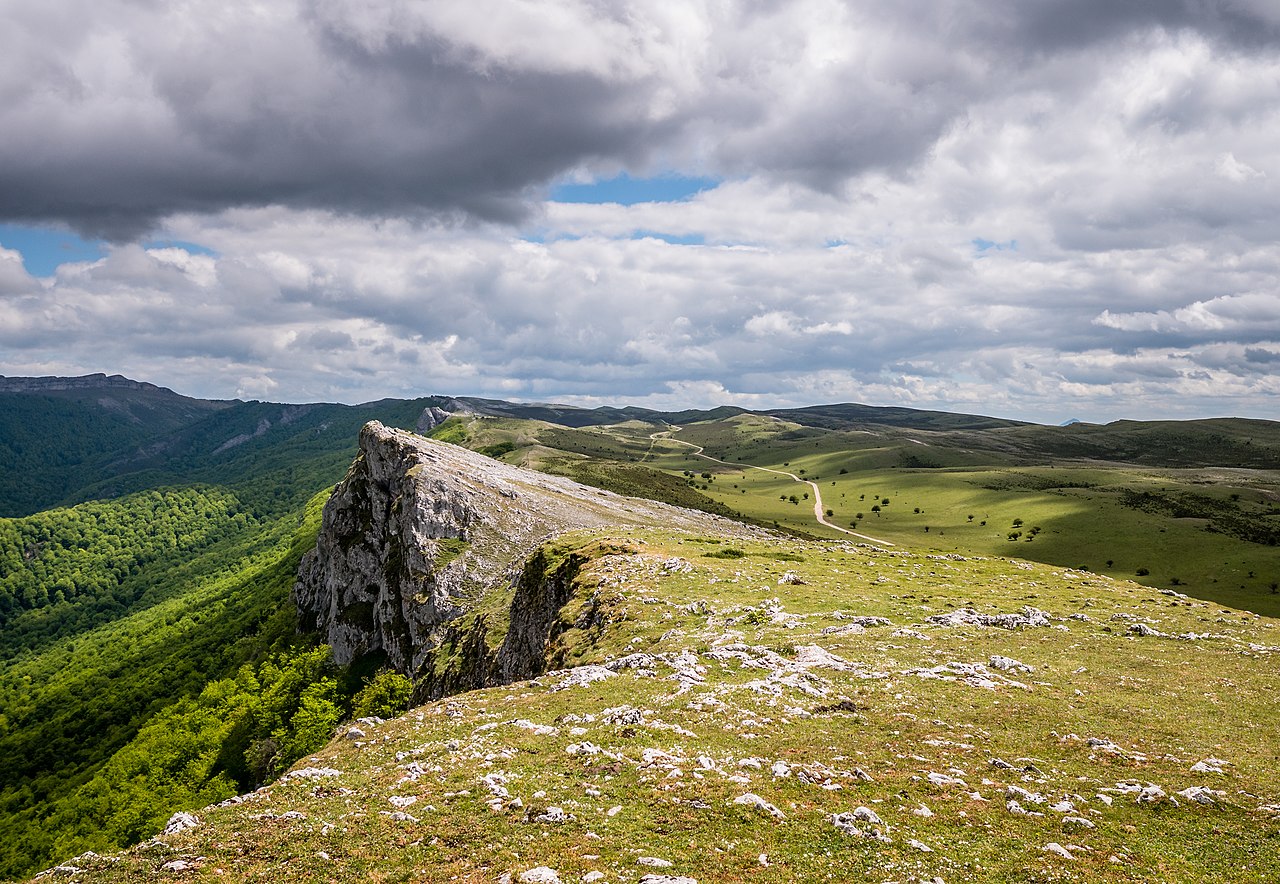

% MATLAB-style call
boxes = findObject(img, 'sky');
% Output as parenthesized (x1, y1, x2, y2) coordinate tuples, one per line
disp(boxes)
(2, 1, 1279, 424)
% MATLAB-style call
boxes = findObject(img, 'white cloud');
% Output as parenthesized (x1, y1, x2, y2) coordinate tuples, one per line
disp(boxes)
(3, 2, 1280, 422)
(1216, 152, 1267, 182)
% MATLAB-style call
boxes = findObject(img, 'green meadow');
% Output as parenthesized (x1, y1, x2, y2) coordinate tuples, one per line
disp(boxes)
(436, 412, 1280, 618)
(72, 527, 1280, 883)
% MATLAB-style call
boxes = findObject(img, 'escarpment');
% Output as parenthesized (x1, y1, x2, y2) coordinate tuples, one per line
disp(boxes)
(293, 421, 755, 684)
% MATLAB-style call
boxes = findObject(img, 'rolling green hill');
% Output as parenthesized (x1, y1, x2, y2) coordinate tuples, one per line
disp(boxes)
(427, 410, 1280, 618)
(3, 375, 1280, 880)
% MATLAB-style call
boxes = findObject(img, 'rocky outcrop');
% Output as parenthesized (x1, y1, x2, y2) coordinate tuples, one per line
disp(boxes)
(293, 421, 752, 678)
(414, 398, 474, 433)
(413, 547, 593, 701)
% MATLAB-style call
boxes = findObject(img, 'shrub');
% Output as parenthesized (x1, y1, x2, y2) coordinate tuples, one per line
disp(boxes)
(352, 671, 413, 720)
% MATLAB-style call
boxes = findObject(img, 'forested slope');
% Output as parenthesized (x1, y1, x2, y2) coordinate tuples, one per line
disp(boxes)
(0, 384, 432, 880)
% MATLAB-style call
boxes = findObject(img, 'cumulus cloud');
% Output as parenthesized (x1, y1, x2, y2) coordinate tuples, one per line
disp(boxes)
(2, 1, 1280, 422)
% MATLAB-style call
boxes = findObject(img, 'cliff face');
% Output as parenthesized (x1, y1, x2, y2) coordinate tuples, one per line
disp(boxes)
(293, 421, 751, 678)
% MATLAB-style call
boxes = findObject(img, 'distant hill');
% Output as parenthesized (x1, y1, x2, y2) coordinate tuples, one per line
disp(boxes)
(962, 417, 1280, 470)
(0, 378, 1039, 517)
(762, 401, 1028, 431)
(0, 374, 231, 515)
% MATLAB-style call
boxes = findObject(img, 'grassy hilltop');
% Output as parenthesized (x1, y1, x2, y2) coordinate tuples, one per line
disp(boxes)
(59, 528, 1280, 882)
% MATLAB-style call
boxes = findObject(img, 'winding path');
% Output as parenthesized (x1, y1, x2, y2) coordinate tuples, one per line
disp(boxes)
(652, 428, 895, 547)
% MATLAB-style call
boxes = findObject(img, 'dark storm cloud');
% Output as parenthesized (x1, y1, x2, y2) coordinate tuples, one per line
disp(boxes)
(4, 0, 1277, 240)
(0, 0, 667, 239)
(1001, 0, 1280, 53)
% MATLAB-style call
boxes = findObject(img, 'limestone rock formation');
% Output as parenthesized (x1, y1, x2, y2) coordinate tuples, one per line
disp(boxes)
(415, 398, 475, 433)
(293, 421, 751, 676)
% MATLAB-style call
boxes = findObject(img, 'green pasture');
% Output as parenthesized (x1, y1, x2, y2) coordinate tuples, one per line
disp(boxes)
(592, 417, 1280, 618)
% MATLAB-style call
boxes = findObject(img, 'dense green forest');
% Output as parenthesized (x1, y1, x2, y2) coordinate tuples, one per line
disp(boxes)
(0, 491, 412, 879)
(0, 384, 432, 881)
(0, 388, 228, 516)
(0, 488, 247, 643)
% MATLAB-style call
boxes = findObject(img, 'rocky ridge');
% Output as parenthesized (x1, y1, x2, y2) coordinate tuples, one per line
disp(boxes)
(0, 373, 169, 394)
(293, 421, 757, 681)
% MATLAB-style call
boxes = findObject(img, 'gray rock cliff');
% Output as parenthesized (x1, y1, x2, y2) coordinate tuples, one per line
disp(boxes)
(293, 421, 752, 678)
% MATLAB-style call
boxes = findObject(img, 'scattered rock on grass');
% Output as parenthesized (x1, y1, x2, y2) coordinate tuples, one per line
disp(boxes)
(1191, 757, 1229, 774)
(927, 606, 1051, 629)
(989, 655, 1033, 673)
(1043, 843, 1074, 860)
(283, 767, 342, 781)
(732, 793, 786, 820)
(531, 807, 576, 823)
(550, 666, 617, 690)
(161, 812, 199, 835)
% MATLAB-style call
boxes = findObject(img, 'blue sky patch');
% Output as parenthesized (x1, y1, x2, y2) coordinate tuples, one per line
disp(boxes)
(520, 232, 582, 245)
(0, 224, 105, 276)
(144, 238, 219, 257)
(0, 225, 219, 276)
(973, 237, 1018, 255)
(551, 173, 720, 205)
(632, 231, 705, 245)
